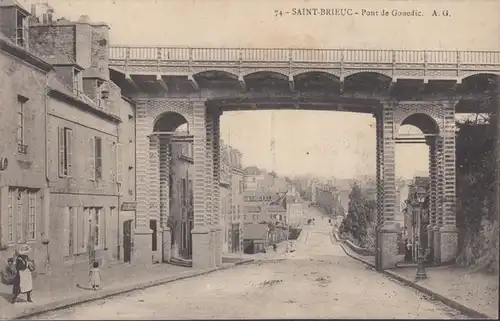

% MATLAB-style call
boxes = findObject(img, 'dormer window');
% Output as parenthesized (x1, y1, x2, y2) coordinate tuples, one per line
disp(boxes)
(16, 10, 28, 48)
(96, 80, 105, 109)
(73, 68, 83, 96)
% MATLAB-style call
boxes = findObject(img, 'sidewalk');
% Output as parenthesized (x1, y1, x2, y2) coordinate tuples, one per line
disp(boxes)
(0, 258, 249, 320)
(337, 240, 498, 319)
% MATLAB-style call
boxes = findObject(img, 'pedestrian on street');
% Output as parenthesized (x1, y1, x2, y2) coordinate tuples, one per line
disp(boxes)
(11, 244, 35, 304)
(89, 261, 102, 290)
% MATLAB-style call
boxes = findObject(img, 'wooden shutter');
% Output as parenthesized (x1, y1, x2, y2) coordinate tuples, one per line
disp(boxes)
(102, 208, 107, 249)
(83, 208, 89, 251)
(62, 207, 70, 256)
(116, 143, 123, 183)
(88, 137, 95, 181)
(65, 129, 73, 177)
(58, 127, 65, 177)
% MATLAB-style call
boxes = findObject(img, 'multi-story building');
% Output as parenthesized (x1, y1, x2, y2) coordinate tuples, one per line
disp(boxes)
(0, 8, 53, 267)
(242, 190, 282, 223)
(243, 166, 262, 191)
(228, 148, 244, 254)
(219, 141, 244, 254)
(0, 3, 136, 269)
(314, 183, 343, 215)
(219, 140, 231, 253)
(168, 134, 194, 260)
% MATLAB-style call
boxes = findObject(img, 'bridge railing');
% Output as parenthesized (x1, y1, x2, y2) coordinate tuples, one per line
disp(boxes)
(108, 46, 500, 65)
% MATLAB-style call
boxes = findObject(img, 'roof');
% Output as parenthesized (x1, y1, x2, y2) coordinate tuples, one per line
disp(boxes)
(48, 75, 121, 123)
(243, 224, 268, 240)
(263, 204, 286, 213)
(43, 55, 79, 67)
(243, 166, 261, 175)
(0, 32, 53, 73)
(243, 190, 277, 198)
(0, 0, 29, 14)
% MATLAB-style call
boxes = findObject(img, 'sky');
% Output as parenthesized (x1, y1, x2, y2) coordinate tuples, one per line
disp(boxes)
(22, 0, 500, 179)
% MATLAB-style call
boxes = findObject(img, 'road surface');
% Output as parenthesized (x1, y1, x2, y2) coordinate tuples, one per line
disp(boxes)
(30, 204, 469, 319)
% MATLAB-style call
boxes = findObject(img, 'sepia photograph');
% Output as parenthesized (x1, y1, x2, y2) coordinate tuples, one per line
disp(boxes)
(0, 0, 498, 319)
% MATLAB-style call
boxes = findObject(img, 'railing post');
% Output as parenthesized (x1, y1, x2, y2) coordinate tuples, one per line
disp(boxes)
(424, 51, 428, 79)
(125, 47, 131, 74)
(238, 48, 243, 74)
(157, 47, 161, 74)
(392, 51, 396, 77)
(189, 48, 193, 71)
(456, 50, 461, 78)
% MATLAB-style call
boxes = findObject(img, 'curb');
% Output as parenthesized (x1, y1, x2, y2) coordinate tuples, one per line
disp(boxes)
(337, 242, 492, 320)
(234, 259, 255, 266)
(7, 263, 241, 320)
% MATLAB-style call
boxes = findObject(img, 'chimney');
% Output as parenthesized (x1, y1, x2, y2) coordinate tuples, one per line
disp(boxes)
(42, 13, 47, 24)
(31, 4, 36, 16)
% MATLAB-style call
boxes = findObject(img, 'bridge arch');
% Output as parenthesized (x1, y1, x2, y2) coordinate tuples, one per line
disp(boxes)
(241, 69, 290, 79)
(398, 113, 440, 137)
(344, 71, 393, 92)
(153, 111, 189, 133)
(291, 70, 341, 79)
(193, 70, 239, 81)
(344, 70, 393, 80)
(459, 72, 499, 93)
(148, 100, 193, 133)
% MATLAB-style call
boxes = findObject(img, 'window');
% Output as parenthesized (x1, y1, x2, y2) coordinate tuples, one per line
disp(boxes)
(5, 188, 39, 245)
(96, 80, 104, 108)
(73, 69, 83, 96)
(68, 207, 75, 255)
(182, 178, 187, 205)
(8, 189, 14, 243)
(95, 137, 102, 180)
(16, 11, 27, 48)
(58, 127, 73, 177)
(89, 137, 103, 181)
(17, 96, 28, 154)
(16, 191, 23, 243)
(28, 191, 36, 240)
(94, 208, 100, 247)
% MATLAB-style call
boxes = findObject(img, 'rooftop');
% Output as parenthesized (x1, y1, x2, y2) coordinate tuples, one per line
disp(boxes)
(243, 224, 268, 240)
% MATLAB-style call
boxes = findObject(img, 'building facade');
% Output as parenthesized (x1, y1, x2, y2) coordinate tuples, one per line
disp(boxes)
(0, 20, 53, 267)
(168, 137, 194, 260)
(219, 140, 231, 253)
(229, 148, 244, 254)
(0, 3, 136, 269)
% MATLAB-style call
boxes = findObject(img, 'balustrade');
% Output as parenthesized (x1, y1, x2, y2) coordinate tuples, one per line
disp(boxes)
(109, 46, 500, 66)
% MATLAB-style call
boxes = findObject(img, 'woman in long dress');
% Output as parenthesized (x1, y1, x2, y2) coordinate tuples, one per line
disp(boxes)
(11, 245, 34, 304)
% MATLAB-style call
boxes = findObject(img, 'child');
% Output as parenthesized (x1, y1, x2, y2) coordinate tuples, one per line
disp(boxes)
(89, 261, 101, 291)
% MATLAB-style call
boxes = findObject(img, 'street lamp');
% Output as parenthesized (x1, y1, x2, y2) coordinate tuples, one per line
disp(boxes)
(415, 186, 427, 280)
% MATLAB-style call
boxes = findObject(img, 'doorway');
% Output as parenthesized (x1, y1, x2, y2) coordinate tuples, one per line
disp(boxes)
(123, 220, 133, 263)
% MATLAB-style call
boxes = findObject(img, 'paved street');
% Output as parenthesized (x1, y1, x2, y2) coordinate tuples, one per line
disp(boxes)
(29, 205, 469, 320)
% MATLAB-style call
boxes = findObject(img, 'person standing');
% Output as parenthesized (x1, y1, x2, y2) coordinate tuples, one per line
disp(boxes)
(11, 244, 35, 304)
(89, 261, 101, 290)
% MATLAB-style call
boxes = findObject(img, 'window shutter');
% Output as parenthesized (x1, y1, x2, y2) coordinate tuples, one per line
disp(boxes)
(116, 143, 123, 183)
(102, 208, 107, 249)
(62, 207, 70, 257)
(65, 129, 73, 176)
(58, 127, 65, 177)
(83, 208, 89, 251)
(88, 137, 95, 181)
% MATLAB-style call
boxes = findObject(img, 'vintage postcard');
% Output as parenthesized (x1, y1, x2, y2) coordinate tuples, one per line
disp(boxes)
(0, 0, 498, 319)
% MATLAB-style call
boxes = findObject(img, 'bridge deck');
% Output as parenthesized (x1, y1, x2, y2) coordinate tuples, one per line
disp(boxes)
(109, 46, 500, 81)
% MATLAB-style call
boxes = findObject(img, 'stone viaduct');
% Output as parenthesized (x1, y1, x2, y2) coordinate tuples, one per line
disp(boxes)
(107, 47, 499, 270)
